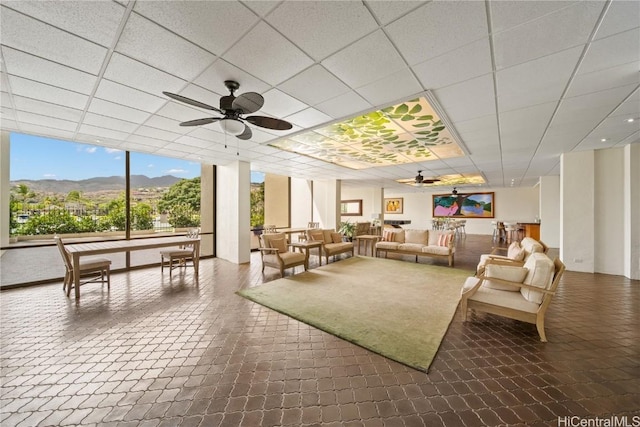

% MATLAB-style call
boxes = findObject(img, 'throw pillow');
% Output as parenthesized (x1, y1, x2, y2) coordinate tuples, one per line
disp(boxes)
(483, 264, 528, 291)
(382, 230, 395, 242)
(437, 233, 452, 247)
(507, 241, 525, 261)
(331, 232, 343, 243)
(269, 238, 287, 253)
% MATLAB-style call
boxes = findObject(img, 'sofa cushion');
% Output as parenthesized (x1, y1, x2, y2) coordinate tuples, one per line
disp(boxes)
(404, 229, 429, 245)
(428, 230, 440, 246)
(323, 229, 334, 243)
(331, 232, 343, 243)
(507, 241, 526, 261)
(463, 277, 540, 313)
(376, 241, 400, 250)
(483, 264, 528, 291)
(269, 237, 287, 253)
(308, 229, 325, 242)
(521, 253, 555, 303)
(398, 243, 426, 252)
(422, 245, 452, 256)
(521, 237, 544, 258)
(392, 230, 405, 243)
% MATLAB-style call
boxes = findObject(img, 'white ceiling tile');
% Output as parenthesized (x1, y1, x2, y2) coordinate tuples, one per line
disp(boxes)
(365, 1, 425, 25)
(356, 69, 422, 107)
(594, 0, 640, 40)
(496, 46, 583, 112)
(489, 1, 578, 33)
(133, 1, 258, 55)
(126, 134, 169, 148)
(194, 60, 271, 96)
(315, 91, 372, 120)
(20, 125, 75, 141)
(499, 102, 556, 137)
(577, 28, 640, 75)
(96, 79, 167, 113)
(154, 102, 205, 123)
(386, 1, 487, 66)
(143, 115, 191, 135)
(83, 112, 139, 134)
(174, 135, 216, 149)
(242, 1, 280, 17)
(103, 53, 186, 97)
(16, 111, 77, 132)
(493, 1, 604, 70)
(566, 60, 640, 98)
(224, 22, 314, 85)
(322, 30, 406, 89)
(116, 12, 216, 81)
(0, 6, 107, 75)
(88, 98, 151, 123)
(187, 127, 227, 145)
(78, 123, 131, 141)
(609, 90, 640, 118)
(13, 96, 83, 123)
(133, 125, 181, 142)
(260, 89, 307, 118)
(8, 75, 89, 110)
(278, 65, 350, 106)
(267, 1, 378, 61)
(2, 47, 97, 94)
(434, 74, 496, 122)
(554, 84, 638, 126)
(286, 108, 332, 129)
(413, 38, 492, 90)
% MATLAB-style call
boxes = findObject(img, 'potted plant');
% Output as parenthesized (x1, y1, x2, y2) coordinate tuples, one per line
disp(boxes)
(338, 220, 356, 241)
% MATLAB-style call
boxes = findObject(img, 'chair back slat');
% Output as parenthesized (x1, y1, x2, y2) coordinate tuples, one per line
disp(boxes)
(54, 236, 73, 271)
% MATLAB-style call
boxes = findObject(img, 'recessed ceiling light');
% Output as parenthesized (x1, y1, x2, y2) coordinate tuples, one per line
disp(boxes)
(627, 118, 635, 123)
(601, 138, 607, 142)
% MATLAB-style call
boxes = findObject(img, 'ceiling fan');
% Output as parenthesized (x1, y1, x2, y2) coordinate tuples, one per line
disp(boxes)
(452, 187, 459, 196)
(162, 80, 293, 140)
(414, 171, 441, 185)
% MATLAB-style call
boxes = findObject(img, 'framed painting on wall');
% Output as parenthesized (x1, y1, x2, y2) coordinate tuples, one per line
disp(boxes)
(384, 198, 403, 214)
(432, 192, 494, 218)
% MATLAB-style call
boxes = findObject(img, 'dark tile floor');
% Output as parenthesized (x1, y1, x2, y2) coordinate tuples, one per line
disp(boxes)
(1, 235, 638, 426)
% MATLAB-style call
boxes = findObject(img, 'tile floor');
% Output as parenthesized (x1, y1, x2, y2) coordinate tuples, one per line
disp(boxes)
(1, 235, 638, 426)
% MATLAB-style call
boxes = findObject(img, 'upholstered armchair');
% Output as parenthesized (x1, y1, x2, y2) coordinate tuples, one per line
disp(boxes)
(461, 253, 565, 342)
(258, 232, 307, 277)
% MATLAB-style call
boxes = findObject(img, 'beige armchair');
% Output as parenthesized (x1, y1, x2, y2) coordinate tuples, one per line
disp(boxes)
(476, 237, 547, 276)
(461, 253, 565, 342)
(258, 232, 307, 277)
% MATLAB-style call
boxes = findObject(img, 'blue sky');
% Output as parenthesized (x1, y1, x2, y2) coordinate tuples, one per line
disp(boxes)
(10, 133, 265, 182)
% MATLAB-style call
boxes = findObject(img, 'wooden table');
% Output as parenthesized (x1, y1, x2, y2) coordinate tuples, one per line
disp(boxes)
(65, 236, 201, 300)
(355, 234, 380, 257)
(290, 240, 323, 267)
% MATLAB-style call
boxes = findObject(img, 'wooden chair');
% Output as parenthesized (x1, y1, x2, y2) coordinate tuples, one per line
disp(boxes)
(160, 228, 199, 278)
(55, 236, 111, 297)
(461, 254, 565, 342)
(258, 232, 307, 277)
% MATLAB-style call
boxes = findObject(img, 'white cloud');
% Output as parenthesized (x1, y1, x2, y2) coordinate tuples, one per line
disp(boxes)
(85, 146, 97, 153)
(43, 173, 56, 178)
(104, 148, 122, 154)
(147, 164, 155, 168)
(167, 168, 188, 175)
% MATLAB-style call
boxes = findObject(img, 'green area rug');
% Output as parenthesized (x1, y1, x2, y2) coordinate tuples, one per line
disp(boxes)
(237, 256, 470, 372)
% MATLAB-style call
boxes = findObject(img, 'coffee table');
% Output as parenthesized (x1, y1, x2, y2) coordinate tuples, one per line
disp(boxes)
(290, 240, 323, 267)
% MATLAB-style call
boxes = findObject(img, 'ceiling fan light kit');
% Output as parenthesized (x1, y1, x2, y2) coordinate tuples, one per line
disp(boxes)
(163, 80, 292, 141)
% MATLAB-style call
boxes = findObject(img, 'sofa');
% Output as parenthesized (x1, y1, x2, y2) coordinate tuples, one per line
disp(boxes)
(375, 228, 456, 267)
(307, 229, 354, 264)
(476, 237, 547, 275)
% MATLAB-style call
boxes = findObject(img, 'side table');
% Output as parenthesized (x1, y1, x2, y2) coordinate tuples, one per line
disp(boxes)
(355, 235, 380, 257)
(290, 240, 323, 268)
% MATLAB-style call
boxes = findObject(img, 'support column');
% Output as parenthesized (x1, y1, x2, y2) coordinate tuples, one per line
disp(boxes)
(312, 179, 340, 230)
(1, 132, 10, 247)
(216, 161, 250, 264)
(624, 143, 640, 279)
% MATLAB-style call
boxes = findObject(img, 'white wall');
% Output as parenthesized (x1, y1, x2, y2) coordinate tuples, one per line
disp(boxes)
(1, 132, 9, 247)
(561, 151, 595, 273)
(540, 175, 560, 248)
(340, 186, 539, 236)
(624, 143, 640, 280)
(216, 161, 251, 264)
(312, 179, 340, 230)
(291, 177, 312, 228)
(595, 148, 625, 275)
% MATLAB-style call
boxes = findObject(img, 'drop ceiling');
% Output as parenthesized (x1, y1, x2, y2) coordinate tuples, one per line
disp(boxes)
(1, 0, 638, 192)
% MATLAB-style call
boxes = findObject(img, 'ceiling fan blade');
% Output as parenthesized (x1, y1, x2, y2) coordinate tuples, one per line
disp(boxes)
(245, 115, 293, 130)
(163, 91, 222, 113)
(232, 92, 264, 114)
(236, 124, 253, 140)
(179, 117, 220, 127)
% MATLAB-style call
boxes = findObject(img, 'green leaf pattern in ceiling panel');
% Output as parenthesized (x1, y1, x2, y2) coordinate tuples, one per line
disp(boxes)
(269, 96, 464, 169)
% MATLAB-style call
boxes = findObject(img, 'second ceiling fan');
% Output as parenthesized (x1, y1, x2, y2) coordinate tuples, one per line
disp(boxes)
(163, 80, 293, 140)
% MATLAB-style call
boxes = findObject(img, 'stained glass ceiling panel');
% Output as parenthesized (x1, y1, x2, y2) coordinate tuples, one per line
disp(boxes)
(269, 97, 465, 170)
